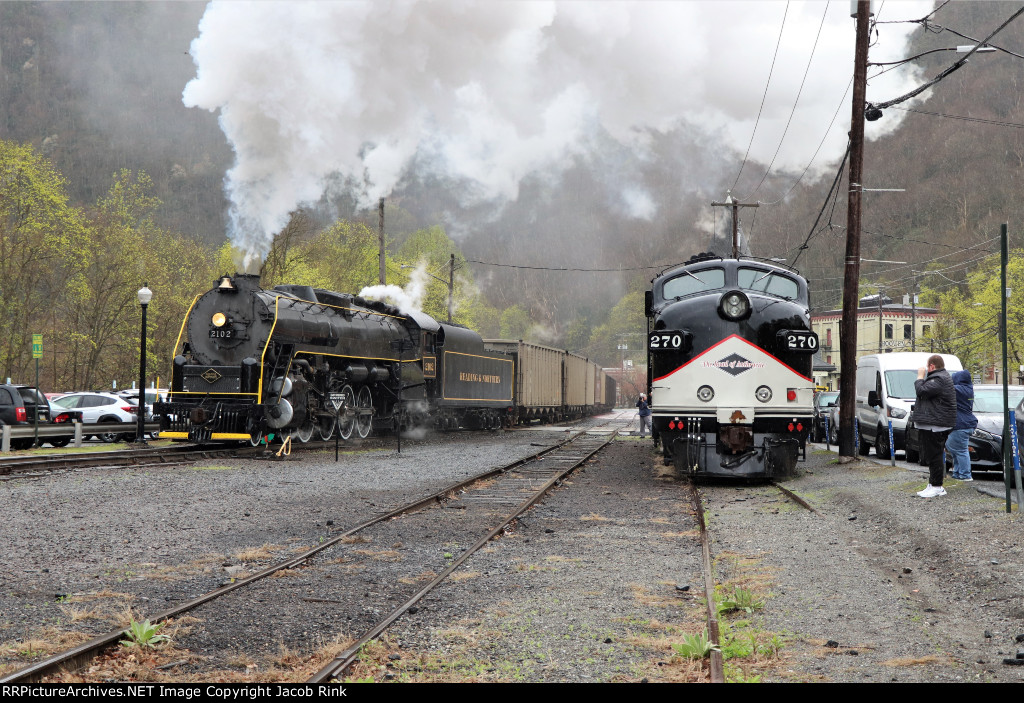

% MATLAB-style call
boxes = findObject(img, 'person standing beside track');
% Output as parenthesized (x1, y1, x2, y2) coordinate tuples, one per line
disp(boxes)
(636, 393, 651, 438)
(914, 355, 956, 498)
(946, 370, 977, 482)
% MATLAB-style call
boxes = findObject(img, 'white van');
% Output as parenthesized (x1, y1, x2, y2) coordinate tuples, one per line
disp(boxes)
(855, 352, 963, 459)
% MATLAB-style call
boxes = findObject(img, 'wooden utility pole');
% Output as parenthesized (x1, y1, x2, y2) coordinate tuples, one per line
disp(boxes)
(838, 0, 871, 458)
(378, 198, 386, 285)
(710, 193, 759, 258)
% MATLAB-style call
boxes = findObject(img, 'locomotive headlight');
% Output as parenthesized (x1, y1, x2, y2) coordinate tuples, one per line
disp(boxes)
(718, 290, 751, 321)
(755, 385, 773, 403)
(212, 312, 227, 327)
(697, 385, 715, 402)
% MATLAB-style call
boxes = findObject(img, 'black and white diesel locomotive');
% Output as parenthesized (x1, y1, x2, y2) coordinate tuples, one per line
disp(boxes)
(157, 273, 611, 444)
(645, 254, 817, 479)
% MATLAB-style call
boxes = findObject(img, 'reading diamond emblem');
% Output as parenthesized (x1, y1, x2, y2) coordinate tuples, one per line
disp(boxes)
(201, 368, 222, 384)
(712, 353, 755, 377)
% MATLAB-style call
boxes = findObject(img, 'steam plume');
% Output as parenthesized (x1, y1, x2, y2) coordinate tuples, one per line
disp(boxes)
(183, 0, 931, 266)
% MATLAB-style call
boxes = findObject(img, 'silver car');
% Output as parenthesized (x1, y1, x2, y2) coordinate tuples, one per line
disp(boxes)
(51, 392, 138, 442)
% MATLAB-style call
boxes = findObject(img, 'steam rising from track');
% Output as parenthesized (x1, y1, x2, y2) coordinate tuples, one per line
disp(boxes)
(183, 0, 931, 267)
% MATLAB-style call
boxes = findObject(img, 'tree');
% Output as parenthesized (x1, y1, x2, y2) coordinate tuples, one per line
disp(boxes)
(0, 140, 86, 385)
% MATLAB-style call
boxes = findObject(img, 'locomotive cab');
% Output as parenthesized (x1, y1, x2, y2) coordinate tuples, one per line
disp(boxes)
(647, 256, 816, 479)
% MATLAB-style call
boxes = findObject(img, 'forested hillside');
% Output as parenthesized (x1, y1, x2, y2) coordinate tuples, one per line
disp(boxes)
(3, 1, 1023, 377)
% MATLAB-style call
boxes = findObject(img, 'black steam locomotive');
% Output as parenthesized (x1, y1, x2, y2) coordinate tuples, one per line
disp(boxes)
(645, 254, 817, 479)
(157, 273, 609, 444)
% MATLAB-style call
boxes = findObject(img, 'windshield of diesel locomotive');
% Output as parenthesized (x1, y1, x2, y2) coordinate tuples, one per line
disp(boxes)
(661, 268, 725, 299)
(738, 267, 800, 300)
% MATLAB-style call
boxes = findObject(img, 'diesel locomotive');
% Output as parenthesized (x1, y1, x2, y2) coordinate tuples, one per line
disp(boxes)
(156, 273, 611, 444)
(645, 254, 817, 479)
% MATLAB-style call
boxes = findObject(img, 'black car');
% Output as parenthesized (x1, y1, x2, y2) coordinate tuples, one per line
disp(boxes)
(812, 391, 839, 442)
(0, 384, 51, 450)
(907, 384, 1024, 471)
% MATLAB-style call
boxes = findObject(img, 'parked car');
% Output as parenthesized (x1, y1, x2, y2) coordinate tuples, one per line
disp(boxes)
(812, 390, 839, 442)
(906, 384, 1024, 470)
(828, 402, 841, 444)
(46, 404, 84, 448)
(117, 388, 168, 422)
(0, 384, 51, 449)
(50, 392, 138, 442)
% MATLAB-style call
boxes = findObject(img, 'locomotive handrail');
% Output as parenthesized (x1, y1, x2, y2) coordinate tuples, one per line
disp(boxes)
(171, 294, 201, 358)
(258, 296, 283, 401)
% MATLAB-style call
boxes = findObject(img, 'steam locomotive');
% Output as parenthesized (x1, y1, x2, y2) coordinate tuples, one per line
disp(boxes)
(645, 254, 816, 479)
(156, 273, 612, 444)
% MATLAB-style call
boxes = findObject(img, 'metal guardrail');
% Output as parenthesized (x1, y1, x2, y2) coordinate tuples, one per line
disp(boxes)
(0, 422, 161, 452)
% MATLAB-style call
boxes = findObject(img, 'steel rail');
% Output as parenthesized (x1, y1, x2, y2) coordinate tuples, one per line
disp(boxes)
(687, 483, 726, 684)
(0, 429, 597, 683)
(306, 430, 619, 683)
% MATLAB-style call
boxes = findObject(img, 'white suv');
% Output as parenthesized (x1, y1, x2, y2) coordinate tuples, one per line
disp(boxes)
(51, 392, 138, 442)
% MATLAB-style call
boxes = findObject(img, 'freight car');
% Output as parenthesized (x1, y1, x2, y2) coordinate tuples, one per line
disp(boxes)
(645, 254, 816, 479)
(156, 273, 611, 444)
(482, 340, 616, 425)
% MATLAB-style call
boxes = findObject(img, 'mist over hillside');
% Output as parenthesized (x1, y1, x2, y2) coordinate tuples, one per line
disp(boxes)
(3, 1, 1022, 356)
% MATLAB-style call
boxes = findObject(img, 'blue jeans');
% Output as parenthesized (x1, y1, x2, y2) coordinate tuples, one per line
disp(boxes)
(946, 428, 972, 479)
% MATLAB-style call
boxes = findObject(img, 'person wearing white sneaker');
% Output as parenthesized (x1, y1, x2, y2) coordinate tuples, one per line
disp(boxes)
(913, 355, 956, 498)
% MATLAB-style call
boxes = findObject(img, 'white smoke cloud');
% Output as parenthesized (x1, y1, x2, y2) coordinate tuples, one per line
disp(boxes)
(183, 0, 932, 264)
(358, 260, 430, 315)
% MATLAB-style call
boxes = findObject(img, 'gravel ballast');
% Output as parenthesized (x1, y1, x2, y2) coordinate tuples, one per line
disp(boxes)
(2, 424, 1023, 683)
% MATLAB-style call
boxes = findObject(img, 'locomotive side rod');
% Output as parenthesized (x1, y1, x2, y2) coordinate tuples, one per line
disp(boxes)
(0, 431, 593, 684)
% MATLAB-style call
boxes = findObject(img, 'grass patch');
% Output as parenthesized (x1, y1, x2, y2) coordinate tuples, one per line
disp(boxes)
(234, 543, 283, 562)
(879, 654, 949, 667)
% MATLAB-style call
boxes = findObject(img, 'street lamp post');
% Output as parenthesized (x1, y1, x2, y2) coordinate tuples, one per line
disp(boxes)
(136, 284, 152, 444)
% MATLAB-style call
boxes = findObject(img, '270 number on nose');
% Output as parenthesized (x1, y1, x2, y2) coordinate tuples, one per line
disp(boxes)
(649, 332, 684, 349)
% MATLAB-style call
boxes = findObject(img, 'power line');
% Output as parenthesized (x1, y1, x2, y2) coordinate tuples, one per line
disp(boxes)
(745, 1, 831, 200)
(871, 6, 1024, 111)
(889, 105, 1024, 130)
(466, 259, 678, 273)
(731, 1, 790, 192)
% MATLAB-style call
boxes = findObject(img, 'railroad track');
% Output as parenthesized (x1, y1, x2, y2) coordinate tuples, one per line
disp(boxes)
(687, 479, 817, 683)
(1, 414, 631, 683)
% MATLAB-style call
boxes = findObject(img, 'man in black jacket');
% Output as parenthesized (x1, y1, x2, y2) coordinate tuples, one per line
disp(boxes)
(914, 355, 956, 498)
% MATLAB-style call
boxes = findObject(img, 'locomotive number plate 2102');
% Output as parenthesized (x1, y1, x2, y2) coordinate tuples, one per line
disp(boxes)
(649, 331, 687, 350)
(782, 330, 818, 351)
(209, 329, 235, 338)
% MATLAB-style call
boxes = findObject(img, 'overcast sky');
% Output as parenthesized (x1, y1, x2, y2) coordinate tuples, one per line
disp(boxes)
(182, 0, 935, 265)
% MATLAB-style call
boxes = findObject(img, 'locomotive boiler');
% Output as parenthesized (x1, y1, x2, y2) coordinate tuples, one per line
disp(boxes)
(157, 273, 514, 444)
(645, 254, 817, 479)
(157, 273, 612, 445)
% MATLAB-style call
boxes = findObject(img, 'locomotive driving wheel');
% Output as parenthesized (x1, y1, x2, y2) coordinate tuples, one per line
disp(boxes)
(338, 384, 356, 440)
(295, 421, 314, 443)
(356, 386, 373, 439)
(317, 414, 336, 440)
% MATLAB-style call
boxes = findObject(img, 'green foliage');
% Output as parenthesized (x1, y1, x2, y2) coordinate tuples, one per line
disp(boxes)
(586, 290, 646, 366)
(671, 629, 719, 659)
(716, 586, 764, 615)
(120, 618, 169, 648)
(499, 305, 533, 339)
(930, 250, 1024, 372)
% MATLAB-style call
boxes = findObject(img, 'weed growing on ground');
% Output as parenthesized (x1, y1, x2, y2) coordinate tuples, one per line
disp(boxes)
(120, 619, 169, 649)
(671, 629, 719, 659)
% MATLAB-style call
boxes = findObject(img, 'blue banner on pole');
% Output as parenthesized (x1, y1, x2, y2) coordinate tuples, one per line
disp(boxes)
(854, 416, 859, 450)
(888, 420, 895, 465)
(1009, 410, 1021, 475)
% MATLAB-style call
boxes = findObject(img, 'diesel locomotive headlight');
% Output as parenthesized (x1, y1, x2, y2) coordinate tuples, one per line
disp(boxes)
(212, 312, 227, 327)
(718, 290, 751, 321)
(697, 385, 715, 402)
(755, 385, 773, 403)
